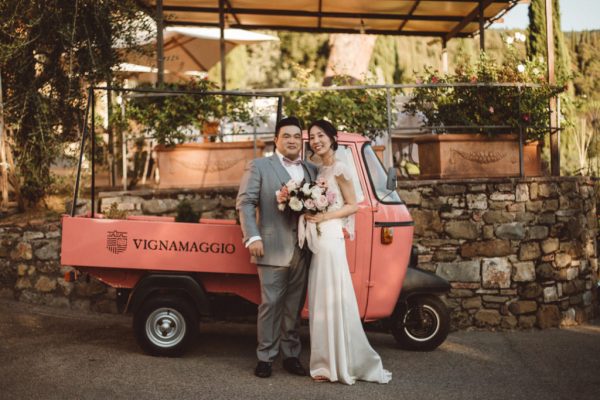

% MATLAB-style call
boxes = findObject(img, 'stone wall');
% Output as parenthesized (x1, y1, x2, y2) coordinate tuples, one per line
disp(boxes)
(398, 176, 599, 329)
(1, 179, 598, 330)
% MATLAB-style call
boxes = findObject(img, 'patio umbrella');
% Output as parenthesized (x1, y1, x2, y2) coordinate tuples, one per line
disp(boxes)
(124, 27, 278, 76)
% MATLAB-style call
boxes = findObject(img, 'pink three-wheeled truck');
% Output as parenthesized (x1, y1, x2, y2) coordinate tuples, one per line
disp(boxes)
(61, 87, 451, 357)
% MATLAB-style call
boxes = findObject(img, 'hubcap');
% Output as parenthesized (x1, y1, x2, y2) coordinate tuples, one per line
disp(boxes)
(146, 307, 186, 348)
(402, 304, 440, 342)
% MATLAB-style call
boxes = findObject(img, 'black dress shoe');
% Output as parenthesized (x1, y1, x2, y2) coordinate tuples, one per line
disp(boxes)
(255, 361, 272, 378)
(283, 357, 307, 376)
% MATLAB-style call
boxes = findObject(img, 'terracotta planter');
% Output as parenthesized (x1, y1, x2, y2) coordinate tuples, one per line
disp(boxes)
(372, 145, 386, 163)
(413, 134, 542, 179)
(155, 141, 265, 188)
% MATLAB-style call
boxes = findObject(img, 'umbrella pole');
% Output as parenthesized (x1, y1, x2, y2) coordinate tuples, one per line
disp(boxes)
(219, 0, 226, 90)
(156, 0, 165, 86)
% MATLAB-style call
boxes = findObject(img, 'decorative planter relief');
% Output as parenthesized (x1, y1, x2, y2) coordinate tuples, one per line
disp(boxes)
(155, 141, 265, 189)
(413, 134, 542, 179)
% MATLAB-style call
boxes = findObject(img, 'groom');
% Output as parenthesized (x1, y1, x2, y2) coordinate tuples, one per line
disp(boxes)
(237, 116, 317, 378)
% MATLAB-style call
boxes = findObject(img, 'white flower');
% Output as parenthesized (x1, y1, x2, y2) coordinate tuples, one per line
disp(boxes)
(278, 203, 286, 211)
(301, 183, 312, 196)
(289, 197, 303, 212)
(515, 32, 526, 42)
(505, 36, 514, 45)
(311, 186, 324, 199)
(532, 67, 540, 76)
(285, 179, 300, 191)
(517, 64, 525, 73)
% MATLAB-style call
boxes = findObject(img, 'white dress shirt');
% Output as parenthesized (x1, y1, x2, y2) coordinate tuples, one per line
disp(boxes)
(245, 150, 304, 248)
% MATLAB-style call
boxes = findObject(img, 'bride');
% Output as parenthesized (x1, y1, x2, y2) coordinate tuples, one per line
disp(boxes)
(303, 119, 392, 385)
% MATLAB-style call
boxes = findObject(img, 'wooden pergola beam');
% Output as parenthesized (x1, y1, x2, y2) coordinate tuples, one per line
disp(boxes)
(445, 0, 495, 42)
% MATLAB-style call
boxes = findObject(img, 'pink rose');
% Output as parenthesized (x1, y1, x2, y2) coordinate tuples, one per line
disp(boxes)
(326, 190, 336, 204)
(315, 195, 329, 211)
(276, 186, 289, 203)
(303, 198, 316, 211)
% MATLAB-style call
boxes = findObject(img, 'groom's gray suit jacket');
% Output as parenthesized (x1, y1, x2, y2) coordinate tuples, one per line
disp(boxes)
(237, 154, 317, 267)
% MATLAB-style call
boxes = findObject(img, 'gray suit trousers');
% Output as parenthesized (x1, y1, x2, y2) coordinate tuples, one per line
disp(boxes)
(256, 245, 309, 362)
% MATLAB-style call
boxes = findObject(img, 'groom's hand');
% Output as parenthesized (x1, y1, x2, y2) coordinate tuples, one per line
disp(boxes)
(248, 241, 264, 257)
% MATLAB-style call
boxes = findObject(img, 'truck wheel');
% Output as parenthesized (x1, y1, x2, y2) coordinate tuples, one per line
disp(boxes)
(392, 295, 449, 351)
(133, 295, 198, 357)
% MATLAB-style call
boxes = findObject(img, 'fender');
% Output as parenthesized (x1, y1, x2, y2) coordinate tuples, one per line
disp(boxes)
(127, 273, 210, 316)
(399, 246, 450, 301)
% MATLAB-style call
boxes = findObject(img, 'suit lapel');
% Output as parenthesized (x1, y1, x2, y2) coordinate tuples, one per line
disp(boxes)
(268, 154, 291, 185)
(301, 161, 313, 182)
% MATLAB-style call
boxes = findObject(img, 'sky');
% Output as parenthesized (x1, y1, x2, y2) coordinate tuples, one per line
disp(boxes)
(492, 0, 600, 31)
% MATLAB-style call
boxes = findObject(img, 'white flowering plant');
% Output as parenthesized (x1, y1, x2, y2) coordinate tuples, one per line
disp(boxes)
(275, 177, 336, 214)
(404, 33, 564, 142)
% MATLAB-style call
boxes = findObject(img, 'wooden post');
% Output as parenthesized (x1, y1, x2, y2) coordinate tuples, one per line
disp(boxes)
(479, 1, 485, 51)
(219, 0, 227, 90)
(0, 69, 8, 208)
(156, 0, 165, 86)
(545, 0, 559, 175)
(441, 39, 448, 74)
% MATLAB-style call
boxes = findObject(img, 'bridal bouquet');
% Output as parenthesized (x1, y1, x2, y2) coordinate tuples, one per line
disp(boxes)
(276, 177, 335, 214)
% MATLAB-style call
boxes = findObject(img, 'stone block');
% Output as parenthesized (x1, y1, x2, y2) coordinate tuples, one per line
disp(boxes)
(23, 231, 44, 241)
(219, 197, 238, 209)
(34, 276, 57, 293)
(537, 305, 560, 329)
(508, 203, 526, 213)
(461, 240, 512, 258)
(483, 225, 495, 240)
(501, 315, 518, 329)
(435, 184, 466, 196)
(554, 267, 579, 281)
(538, 212, 556, 225)
(34, 241, 60, 261)
(583, 290, 593, 306)
(482, 258, 511, 289)
(15, 278, 31, 290)
(513, 262, 535, 282)
(515, 184, 529, 202)
(543, 286, 558, 303)
(433, 248, 458, 262)
(466, 194, 488, 210)
(526, 201, 543, 212)
(468, 184, 487, 192)
(518, 315, 537, 329)
(436, 261, 481, 282)
(495, 223, 525, 240)
(10, 242, 32, 261)
(560, 308, 577, 327)
(474, 309, 501, 326)
(462, 297, 482, 309)
(554, 253, 572, 268)
(518, 283, 543, 299)
(142, 199, 179, 215)
(482, 295, 509, 303)
(411, 210, 443, 236)
(490, 192, 515, 201)
(538, 183, 558, 198)
(445, 220, 479, 240)
(528, 226, 549, 240)
(519, 242, 541, 261)
(509, 300, 538, 315)
(398, 190, 422, 205)
(448, 289, 474, 298)
(541, 238, 559, 254)
(482, 211, 515, 224)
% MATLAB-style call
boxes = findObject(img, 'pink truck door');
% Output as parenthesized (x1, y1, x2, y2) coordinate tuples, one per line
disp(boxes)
(301, 142, 372, 318)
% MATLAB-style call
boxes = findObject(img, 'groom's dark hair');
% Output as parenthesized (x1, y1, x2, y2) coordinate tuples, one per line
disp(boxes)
(275, 116, 303, 138)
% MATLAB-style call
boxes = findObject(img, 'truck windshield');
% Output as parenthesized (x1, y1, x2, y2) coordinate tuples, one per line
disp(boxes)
(362, 144, 402, 204)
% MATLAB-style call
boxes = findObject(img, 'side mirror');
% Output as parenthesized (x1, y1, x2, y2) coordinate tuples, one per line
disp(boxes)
(386, 167, 397, 191)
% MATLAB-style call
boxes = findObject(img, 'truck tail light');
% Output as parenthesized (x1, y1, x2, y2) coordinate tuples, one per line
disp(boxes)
(381, 227, 393, 245)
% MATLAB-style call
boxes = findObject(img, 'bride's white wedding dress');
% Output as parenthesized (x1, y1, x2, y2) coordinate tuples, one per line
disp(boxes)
(305, 161, 392, 385)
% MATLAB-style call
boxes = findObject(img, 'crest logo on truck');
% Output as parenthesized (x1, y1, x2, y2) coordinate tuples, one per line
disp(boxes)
(107, 231, 128, 254)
